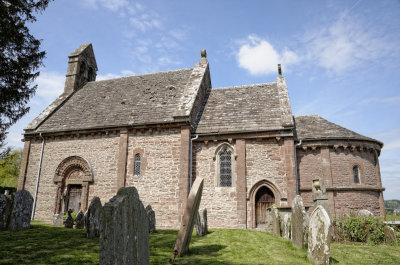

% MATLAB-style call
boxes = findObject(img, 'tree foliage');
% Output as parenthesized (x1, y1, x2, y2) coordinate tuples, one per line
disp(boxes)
(0, 0, 52, 153)
(0, 147, 22, 187)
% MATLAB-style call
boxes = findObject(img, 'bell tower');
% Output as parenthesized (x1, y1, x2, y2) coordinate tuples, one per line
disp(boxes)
(64, 43, 98, 94)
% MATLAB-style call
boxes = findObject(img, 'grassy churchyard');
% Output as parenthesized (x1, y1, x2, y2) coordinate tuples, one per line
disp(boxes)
(0, 222, 399, 264)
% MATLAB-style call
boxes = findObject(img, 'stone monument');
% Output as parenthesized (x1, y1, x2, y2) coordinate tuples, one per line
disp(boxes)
(307, 205, 331, 265)
(8, 190, 33, 230)
(53, 214, 63, 226)
(282, 214, 291, 239)
(85, 196, 103, 238)
(195, 208, 208, 236)
(174, 177, 204, 256)
(291, 195, 306, 248)
(0, 193, 12, 230)
(384, 226, 397, 244)
(64, 209, 74, 228)
(100, 187, 149, 265)
(266, 205, 280, 236)
(145, 205, 156, 233)
(75, 210, 84, 229)
(357, 209, 373, 217)
(312, 178, 331, 220)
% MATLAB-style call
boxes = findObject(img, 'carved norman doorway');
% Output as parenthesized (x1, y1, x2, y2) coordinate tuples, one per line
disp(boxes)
(255, 186, 275, 227)
(54, 156, 93, 214)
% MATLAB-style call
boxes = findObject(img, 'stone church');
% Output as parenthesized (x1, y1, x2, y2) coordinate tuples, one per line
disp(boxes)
(18, 44, 385, 229)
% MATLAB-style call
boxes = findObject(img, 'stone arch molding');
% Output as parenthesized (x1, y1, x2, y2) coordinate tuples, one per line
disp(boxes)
(54, 156, 93, 184)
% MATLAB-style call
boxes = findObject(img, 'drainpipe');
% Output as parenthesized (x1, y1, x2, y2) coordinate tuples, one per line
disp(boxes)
(189, 134, 199, 190)
(294, 140, 302, 195)
(31, 133, 45, 220)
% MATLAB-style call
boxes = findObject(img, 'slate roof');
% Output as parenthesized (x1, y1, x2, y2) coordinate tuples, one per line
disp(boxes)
(30, 68, 194, 133)
(196, 82, 292, 134)
(294, 115, 382, 145)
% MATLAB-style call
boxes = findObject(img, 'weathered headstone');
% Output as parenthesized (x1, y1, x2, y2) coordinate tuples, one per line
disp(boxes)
(307, 205, 331, 265)
(357, 209, 373, 217)
(282, 214, 291, 239)
(8, 190, 33, 230)
(0, 193, 13, 230)
(174, 177, 204, 256)
(53, 214, 63, 226)
(266, 205, 280, 236)
(75, 210, 84, 229)
(384, 226, 397, 244)
(145, 205, 156, 233)
(312, 178, 331, 221)
(64, 209, 74, 228)
(291, 195, 306, 248)
(85, 196, 103, 239)
(100, 187, 149, 265)
(195, 208, 208, 236)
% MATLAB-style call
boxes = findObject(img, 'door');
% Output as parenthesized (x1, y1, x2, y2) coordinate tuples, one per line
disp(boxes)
(255, 186, 275, 226)
(67, 185, 82, 212)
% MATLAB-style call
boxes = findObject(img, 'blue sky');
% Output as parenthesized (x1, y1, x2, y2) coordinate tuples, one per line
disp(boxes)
(5, 0, 400, 199)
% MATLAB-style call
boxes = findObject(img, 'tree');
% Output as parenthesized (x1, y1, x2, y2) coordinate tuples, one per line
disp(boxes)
(0, 148, 22, 187)
(0, 0, 52, 154)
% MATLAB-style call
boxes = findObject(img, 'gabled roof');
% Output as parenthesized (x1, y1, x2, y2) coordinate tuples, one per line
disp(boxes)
(28, 68, 194, 133)
(196, 79, 293, 134)
(294, 115, 382, 145)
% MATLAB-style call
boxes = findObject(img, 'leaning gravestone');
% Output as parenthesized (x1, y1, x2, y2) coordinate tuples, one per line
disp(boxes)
(282, 214, 291, 239)
(0, 193, 13, 230)
(307, 205, 331, 265)
(100, 187, 149, 265)
(75, 210, 84, 229)
(85, 196, 103, 239)
(384, 226, 397, 244)
(357, 209, 373, 217)
(145, 205, 156, 233)
(174, 177, 204, 256)
(291, 195, 306, 248)
(266, 205, 280, 236)
(64, 209, 74, 228)
(195, 208, 208, 236)
(8, 190, 33, 230)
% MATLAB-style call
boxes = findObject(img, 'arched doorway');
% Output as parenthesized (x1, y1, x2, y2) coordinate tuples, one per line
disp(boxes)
(255, 186, 275, 227)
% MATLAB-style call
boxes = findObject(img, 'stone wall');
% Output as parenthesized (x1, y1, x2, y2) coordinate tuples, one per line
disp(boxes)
(333, 190, 381, 216)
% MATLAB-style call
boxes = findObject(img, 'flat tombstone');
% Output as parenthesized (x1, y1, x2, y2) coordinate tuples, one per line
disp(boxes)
(291, 195, 306, 248)
(75, 210, 84, 229)
(85, 196, 103, 239)
(145, 205, 156, 233)
(282, 214, 291, 239)
(8, 190, 33, 230)
(174, 177, 204, 256)
(307, 205, 331, 265)
(384, 226, 397, 244)
(195, 208, 208, 236)
(357, 209, 373, 217)
(0, 193, 12, 230)
(100, 187, 149, 265)
(270, 206, 280, 236)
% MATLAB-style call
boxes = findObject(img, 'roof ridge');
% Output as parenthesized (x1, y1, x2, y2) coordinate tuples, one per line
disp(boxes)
(212, 82, 276, 90)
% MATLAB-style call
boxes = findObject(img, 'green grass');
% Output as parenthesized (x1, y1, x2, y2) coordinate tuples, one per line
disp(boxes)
(0, 223, 400, 264)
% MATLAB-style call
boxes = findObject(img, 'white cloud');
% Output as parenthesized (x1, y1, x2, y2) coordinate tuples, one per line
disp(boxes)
(82, 0, 129, 12)
(129, 13, 161, 33)
(34, 71, 65, 103)
(358, 96, 400, 105)
(237, 35, 300, 76)
(96, 70, 135, 81)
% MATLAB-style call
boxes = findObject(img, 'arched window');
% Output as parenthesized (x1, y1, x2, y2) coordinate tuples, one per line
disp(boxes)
(134, 154, 141, 175)
(220, 149, 232, 186)
(353, 165, 360, 184)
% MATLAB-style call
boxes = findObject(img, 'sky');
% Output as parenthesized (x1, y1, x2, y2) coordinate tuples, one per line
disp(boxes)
(4, 0, 400, 199)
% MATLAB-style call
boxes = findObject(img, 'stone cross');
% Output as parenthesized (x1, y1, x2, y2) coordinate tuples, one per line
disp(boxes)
(291, 195, 306, 248)
(174, 177, 204, 256)
(0, 193, 13, 230)
(312, 178, 331, 220)
(195, 208, 208, 236)
(307, 205, 331, 265)
(282, 214, 291, 239)
(75, 210, 84, 229)
(85, 196, 103, 239)
(100, 187, 149, 265)
(8, 190, 33, 230)
(266, 205, 280, 236)
(145, 205, 156, 233)
(384, 226, 397, 244)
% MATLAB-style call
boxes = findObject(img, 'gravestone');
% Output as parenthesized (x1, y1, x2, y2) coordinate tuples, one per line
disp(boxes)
(53, 214, 63, 226)
(195, 208, 208, 236)
(85, 196, 103, 239)
(291, 195, 306, 248)
(174, 177, 204, 256)
(266, 205, 280, 236)
(75, 210, 84, 229)
(357, 209, 373, 217)
(8, 190, 33, 230)
(100, 187, 149, 265)
(312, 178, 331, 220)
(307, 205, 331, 265)
(64, 209, 74, 228)
(145, 205, 156, 233)
(384, 226, 397, 244)
(0, 193, 12, 230)
(282, 214, 291, 239)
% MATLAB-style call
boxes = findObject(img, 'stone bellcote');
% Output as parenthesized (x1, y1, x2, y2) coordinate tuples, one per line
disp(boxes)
(64, 43, 98, 94)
